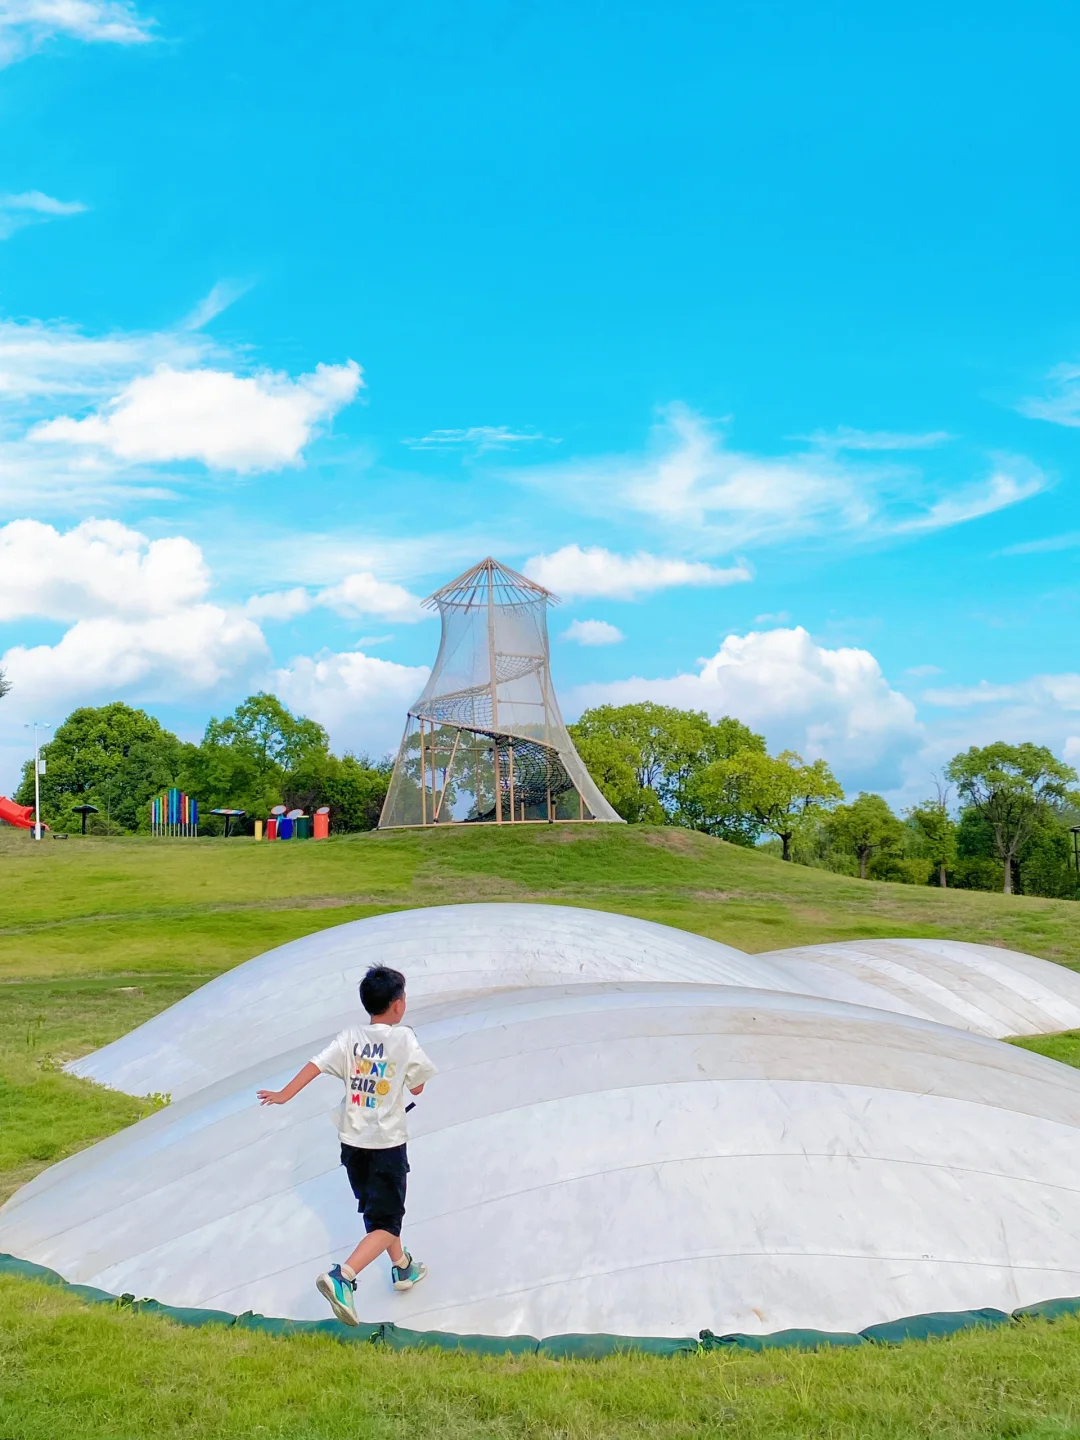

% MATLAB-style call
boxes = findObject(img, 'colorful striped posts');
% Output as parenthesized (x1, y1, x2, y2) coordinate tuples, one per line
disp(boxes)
(150, 788, 199, 837)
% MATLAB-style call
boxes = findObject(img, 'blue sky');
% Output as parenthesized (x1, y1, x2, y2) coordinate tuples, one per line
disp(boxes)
(2, 0, 1080, 802)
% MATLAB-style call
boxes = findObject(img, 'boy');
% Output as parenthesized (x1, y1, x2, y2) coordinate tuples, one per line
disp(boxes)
(257, 964, 436, 1325)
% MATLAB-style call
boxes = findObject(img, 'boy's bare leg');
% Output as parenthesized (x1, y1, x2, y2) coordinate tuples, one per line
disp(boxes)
(344, 1228, 405, 1276)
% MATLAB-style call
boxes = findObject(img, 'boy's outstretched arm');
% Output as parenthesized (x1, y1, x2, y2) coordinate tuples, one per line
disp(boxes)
(258, 1061, 321, 1106)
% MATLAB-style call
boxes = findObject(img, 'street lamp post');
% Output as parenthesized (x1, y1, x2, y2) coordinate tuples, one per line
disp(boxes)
(1070, 825, 1080, 878)
(24, 721, 52, 842)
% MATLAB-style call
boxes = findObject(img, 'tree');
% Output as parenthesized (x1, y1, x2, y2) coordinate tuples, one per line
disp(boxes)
(692, 748, 843, 860)
(827, 793, 905, 880)
(284, 752, 391, 832)
(14, 702, 186, 833)
(0, 668, 10, 701)
(945, 742, 1078, 895)
(187, 693, 329, 817)
(570, 703, 765, 829)
(907, 794, 957, 888)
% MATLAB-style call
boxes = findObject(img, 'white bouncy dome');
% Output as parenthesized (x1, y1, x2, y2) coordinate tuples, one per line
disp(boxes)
(5, 903, 1080, 1341)
(380, 559, 621, 827)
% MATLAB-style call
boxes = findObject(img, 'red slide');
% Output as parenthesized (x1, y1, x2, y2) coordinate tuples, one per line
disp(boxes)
(0, 796, 39, 830)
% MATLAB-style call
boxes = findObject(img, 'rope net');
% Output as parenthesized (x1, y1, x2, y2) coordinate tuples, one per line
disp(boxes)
(380, 559, 622, 827)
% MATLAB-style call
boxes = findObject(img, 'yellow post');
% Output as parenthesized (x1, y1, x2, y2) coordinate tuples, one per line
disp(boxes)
(254, 820, 264, 841)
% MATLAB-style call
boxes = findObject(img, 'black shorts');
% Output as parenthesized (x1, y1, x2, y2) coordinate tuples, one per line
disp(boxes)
(340, 1143, 409, 1237)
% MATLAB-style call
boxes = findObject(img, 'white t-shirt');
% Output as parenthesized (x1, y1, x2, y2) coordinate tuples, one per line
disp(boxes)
(311, 1023, 437, 1149)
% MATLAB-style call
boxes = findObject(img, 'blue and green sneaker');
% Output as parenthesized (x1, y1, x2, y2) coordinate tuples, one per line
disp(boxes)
(316, 1263, 358, 1325)
(391, 1251, 428, 1292)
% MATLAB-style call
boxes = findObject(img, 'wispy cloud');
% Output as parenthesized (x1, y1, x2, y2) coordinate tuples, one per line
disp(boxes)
(0, 190, 87, 240)
(525, 544, 753, 600)
(1000, 530, 1080, 556)
(403, 425, 557, 453)
(803, 426, 953, 452)
(906, 663, 943, 677)
(180, 279, 253, 331)
(1018, 363, 1080, 428)
(0, 0, 153, 66)
(512, 405, 1048, 551)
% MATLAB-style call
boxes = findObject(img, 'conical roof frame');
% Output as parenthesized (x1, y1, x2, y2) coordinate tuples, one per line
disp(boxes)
(424, 557, 557, 612)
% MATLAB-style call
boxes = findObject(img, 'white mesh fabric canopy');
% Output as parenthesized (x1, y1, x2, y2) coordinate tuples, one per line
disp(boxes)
(381, 558, 621, 826)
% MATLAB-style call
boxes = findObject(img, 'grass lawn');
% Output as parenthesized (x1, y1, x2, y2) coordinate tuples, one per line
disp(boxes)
(4, 823, 1080, 1438)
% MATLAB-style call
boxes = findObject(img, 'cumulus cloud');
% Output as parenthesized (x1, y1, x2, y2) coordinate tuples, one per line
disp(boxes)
(0, 191, 87, 240)
(34, 360, 363, 472)
(404, 426, 555, 453)
(0, 518, 267, 718)
(0, 307, 361, 504)
(243, 571, 424, 624)
(0, 0, 152, 65)
(568, 625, 921, 789)
(0, 518, 208, 621)
(562, 618, 624, 646)
(526, 545, 753, 600)
(514, 405, 1047, 549)
(1, 607, 267, 711)
(273, 648, 428, 759)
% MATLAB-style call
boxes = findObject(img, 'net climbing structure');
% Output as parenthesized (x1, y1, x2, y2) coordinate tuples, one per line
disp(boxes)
(380, 559, 623, 827)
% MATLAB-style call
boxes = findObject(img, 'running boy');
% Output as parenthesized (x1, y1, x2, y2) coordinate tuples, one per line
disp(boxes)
(257, 964, 436, 1325)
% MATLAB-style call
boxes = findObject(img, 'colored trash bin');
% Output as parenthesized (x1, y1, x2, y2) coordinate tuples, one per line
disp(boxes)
(314, 807, 329, 840)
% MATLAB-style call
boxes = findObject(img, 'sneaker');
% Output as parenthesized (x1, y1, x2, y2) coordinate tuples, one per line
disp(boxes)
(391, 1250, 428, 1292)
(316, 1263, 358, 1325)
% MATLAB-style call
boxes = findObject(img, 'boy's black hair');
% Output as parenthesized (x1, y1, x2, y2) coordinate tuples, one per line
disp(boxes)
(360, 965, 406, 1017)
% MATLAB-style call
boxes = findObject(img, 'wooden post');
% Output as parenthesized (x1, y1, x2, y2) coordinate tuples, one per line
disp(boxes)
(508, 742, 516, 823)
(493, 738, 502, 824)
(419, 720, 428, 826)
(433, 727, 462, 822)
(579, 789, 584, 821)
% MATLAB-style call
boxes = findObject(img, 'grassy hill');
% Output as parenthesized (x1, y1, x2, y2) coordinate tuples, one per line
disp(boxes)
(4, 823, 1080, 1438)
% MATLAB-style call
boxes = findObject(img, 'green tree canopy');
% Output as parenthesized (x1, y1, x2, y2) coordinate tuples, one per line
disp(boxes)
(827, 792, 904, 879)
(691, 748, 843, 860)
(185, 693, 330, 818)
(945, 742, 1078, 894)
(283, 751, 392, 833)
(14, 702, 186, 833)
(907, 797, 957, 888)
(0, 667, 10, 701)
(569, 702, 765, 831)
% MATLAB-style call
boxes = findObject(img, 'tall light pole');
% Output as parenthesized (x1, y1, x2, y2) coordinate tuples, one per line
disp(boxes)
(24, 722, 52, 842)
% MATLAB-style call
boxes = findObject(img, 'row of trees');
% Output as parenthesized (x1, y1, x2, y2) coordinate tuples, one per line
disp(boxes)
(12, 696, 391, 836)
(568, 704, 1080, 898)
(5, 689, 1079, 898)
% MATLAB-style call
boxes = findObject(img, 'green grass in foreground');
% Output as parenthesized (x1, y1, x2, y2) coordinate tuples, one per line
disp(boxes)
(3, 1279, 1080, 1440)
(5, 824, 1080, 1437)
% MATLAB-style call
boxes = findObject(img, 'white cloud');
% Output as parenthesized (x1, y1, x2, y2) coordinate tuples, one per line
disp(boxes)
(906, 663, 943, 677)
(923, 675, 1080, 711)
(0, 315, 208, 402)
(0, 190, 87, 240)
(804, 427, 953, 452)
(1, 606, 267, 711)
(754, 610, 791, 625)
(1018, 363, 1080, 428)
(35, 360, 363, 472)
(273, 649, 428, 760)
(0, 518, 208, 621)
(0, 0, 153, 65)
(243, 571, 425, 624)
(567, 625, 921, 789)
(404, 426, 555, 453)
(1000, 530, 1080, 556)
(1065, 737, 1080, 764)
(318, 571, 423, 622)
(562, 618, 624, 647)
(515, 405, 1047, 549)
(525, 544, 753, 600)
